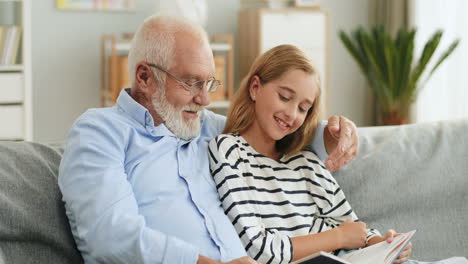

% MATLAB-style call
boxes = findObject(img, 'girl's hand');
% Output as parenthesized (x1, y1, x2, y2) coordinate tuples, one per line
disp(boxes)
(395, 241, 412, 264)
(337, 219, 367, 249)
(382, 229, 413, 264)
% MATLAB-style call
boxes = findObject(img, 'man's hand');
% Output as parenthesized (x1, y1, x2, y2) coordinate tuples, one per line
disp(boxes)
(323, 116, 359, 171)
(198, 256, 259, 264)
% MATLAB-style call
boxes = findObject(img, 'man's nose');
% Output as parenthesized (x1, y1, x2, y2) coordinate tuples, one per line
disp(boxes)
(193, 86, 210, 106)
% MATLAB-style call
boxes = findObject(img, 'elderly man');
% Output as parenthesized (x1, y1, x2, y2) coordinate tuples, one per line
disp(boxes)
(59, 15, 359, 264)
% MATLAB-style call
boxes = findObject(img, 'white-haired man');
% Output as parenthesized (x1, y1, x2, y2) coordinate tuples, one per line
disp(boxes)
(59, 14, 359, 264)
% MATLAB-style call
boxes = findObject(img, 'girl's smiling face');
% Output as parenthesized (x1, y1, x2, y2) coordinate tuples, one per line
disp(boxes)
(248, 69, 318, 143)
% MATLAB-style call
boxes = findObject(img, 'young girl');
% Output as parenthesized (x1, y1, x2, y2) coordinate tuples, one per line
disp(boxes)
(208, 45, 414, 264)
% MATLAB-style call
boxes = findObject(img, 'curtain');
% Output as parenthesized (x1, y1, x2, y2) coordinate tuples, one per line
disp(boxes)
(370, 0, 409, 35)
(411, 0, 468, 122)
(368, 0, 409, 125)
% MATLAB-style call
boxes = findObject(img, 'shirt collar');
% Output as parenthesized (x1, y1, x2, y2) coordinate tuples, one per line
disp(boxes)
(116, 88, 206, 139)
(116, 88, 173, 137)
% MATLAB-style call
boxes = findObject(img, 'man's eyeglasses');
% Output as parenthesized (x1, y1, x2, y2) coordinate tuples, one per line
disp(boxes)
(147, 63, 221, 95)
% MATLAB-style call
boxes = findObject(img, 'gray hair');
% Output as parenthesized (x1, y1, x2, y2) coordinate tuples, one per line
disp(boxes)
(127, 14, 209, 87)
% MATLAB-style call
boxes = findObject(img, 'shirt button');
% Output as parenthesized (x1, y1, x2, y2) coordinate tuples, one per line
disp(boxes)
(146, 117, 151, 123)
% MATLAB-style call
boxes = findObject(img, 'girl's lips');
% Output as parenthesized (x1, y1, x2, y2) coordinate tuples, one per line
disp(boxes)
(274, 116, 290, 130)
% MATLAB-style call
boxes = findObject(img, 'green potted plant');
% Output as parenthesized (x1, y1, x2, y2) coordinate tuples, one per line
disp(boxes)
(339, 25, 459, 125)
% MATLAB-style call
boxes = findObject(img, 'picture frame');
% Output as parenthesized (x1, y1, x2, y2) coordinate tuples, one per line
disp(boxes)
(295, 0, 320, 7)
(56, 0, 136, 11)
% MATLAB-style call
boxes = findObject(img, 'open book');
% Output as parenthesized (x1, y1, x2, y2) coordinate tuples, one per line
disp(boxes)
(292, 230, 416, 264)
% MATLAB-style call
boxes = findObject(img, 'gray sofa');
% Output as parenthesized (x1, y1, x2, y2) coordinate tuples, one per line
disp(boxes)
(0, 118, 467, 263)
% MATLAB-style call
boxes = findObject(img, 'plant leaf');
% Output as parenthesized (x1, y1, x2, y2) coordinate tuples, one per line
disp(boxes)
(428, 39, 460, 76)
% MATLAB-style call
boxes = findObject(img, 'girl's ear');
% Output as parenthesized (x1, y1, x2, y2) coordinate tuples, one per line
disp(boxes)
(249, 75, 261, 102)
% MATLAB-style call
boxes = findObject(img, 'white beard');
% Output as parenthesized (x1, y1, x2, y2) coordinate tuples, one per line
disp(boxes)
(152, 87, 203, 140)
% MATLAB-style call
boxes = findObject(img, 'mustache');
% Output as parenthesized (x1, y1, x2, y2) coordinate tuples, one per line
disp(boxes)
(182, 105, 204, 112)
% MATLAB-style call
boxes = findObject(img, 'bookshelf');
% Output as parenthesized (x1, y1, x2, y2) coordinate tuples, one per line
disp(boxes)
(101, 34, 234, 111)
(0, 0, 32, 140)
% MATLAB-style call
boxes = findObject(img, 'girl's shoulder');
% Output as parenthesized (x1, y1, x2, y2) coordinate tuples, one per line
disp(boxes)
(210, 133, 245, 152)
(281, 149, 327, 170)
(300, 149, 321, 162)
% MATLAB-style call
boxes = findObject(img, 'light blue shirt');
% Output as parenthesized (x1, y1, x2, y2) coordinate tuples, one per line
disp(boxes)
(58, 88, 328, 264)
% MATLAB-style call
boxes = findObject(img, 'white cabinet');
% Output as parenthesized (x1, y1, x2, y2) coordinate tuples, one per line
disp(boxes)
(238, 8, 330, 116)
(0, 0, 32, 140)
(0, 73, 23, 103)
(0, 105, 24, 139)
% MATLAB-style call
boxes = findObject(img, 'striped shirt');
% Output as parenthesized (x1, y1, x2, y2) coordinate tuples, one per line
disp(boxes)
(208, 134, 380, 264)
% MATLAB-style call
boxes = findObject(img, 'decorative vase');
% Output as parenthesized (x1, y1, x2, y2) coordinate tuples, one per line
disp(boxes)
(380, 110, 408, 126)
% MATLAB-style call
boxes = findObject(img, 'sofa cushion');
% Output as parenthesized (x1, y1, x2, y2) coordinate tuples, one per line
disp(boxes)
(0, 141, 82, 264)
(333, 118, 468, 261)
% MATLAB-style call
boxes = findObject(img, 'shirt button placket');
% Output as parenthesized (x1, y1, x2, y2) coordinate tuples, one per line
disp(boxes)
(176, 143, 223, 253)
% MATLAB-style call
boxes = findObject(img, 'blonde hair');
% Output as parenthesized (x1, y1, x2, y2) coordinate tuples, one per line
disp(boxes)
(224, 44, 322, 156)
(127, 14, 209, 87)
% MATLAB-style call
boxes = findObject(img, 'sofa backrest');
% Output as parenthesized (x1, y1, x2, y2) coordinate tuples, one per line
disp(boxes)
(333, 118, 468, 260)
(0, 141, 83, 264)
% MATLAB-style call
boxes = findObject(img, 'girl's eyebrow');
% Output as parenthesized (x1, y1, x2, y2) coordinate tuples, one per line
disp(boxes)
(278, 86, 295, 94)
(279, 86, 314, 105)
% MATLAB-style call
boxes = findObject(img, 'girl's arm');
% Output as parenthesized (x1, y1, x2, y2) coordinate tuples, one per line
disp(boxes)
(291, 219, 368, 261)
(302, 152, 380, 251)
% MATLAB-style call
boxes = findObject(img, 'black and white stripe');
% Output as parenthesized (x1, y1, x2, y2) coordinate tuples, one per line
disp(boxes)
(208, 134, 380, 264)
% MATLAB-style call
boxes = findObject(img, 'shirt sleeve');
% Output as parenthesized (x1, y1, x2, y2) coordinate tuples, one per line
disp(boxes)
(305, 153, 381, 241)
(310, 120, 328, 162)
(58, 113, 199, 264)
(208, 135, 292, 264)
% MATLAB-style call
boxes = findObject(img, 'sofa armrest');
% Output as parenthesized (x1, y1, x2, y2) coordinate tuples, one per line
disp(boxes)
(0, 141, 82, 264)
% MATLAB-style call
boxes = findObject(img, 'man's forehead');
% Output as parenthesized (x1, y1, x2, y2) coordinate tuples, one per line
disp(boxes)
(173, 49, 215, 78)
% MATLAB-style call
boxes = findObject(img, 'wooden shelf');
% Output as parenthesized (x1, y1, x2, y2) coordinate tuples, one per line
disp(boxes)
(0, 65, 23, 72)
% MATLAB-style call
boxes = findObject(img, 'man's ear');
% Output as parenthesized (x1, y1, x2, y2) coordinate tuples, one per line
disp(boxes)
(249, 75, 261, 101)
(135, 62, 157, 94)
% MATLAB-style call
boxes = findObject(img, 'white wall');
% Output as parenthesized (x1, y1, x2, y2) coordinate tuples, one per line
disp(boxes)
(31, 1, 156, 142)
(31, 0, 372, 142)
(319, 0, 373, 125)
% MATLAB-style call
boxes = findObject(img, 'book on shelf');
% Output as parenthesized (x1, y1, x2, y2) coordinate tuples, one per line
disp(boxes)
(292, 230, 416, 264)
(0, 26, 6, 61)
(0, 25, 22, 65)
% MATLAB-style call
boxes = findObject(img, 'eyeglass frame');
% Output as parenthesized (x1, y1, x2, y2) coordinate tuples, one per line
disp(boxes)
(147, 63, 221, 95)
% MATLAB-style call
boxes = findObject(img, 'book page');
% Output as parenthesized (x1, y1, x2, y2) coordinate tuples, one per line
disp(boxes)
(340, 230, 416, 264)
